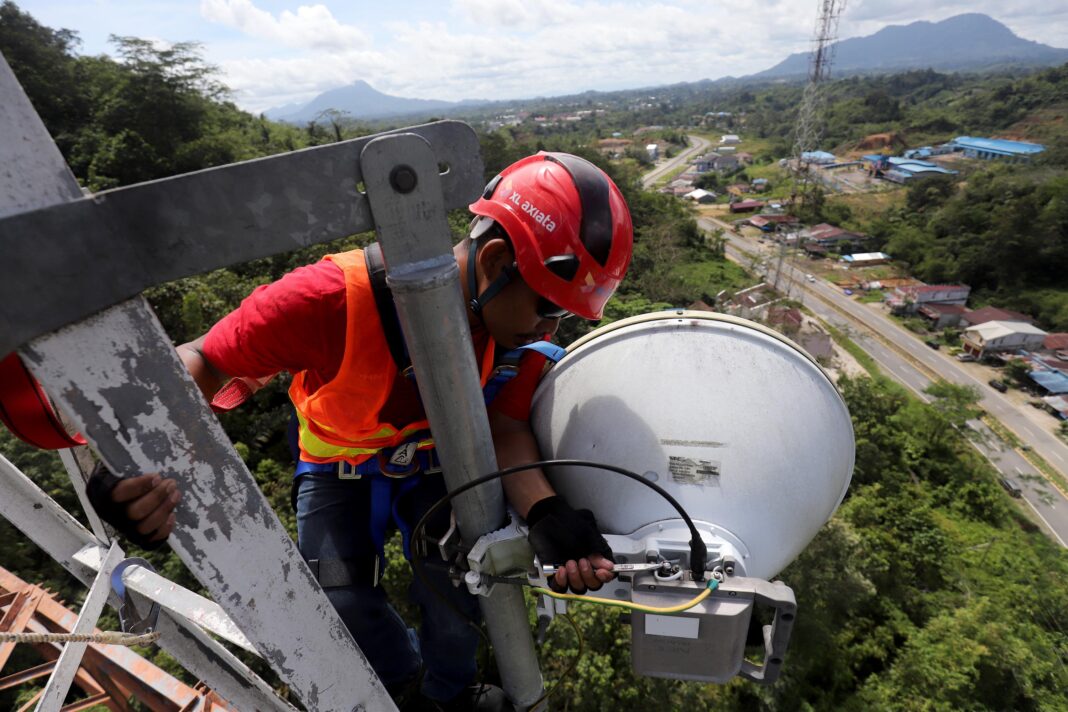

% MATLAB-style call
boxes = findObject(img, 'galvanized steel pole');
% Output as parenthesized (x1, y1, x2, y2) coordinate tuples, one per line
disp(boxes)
(361, 134, 545, 708)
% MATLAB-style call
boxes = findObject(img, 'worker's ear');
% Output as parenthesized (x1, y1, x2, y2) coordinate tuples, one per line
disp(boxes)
(476, 237, 514, 282)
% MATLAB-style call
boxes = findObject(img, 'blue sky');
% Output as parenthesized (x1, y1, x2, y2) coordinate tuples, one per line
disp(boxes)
(14, 1, 1068, 114)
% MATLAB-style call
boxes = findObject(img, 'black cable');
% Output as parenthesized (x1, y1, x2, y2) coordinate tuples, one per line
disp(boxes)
(407, 458, 706, 704)
(411, 458, 707, 589)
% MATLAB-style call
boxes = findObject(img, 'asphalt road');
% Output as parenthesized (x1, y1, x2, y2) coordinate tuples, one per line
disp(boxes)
(699, 217, 1068, 547)
(640, 135, 711, 189)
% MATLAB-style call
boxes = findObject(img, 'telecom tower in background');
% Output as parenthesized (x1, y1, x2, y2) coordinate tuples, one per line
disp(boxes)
(774, 0, 846, 296)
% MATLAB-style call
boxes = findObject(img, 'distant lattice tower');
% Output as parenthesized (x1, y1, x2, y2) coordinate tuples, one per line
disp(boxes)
(775, 0, 846, 296)
(790, 0, 846, 204)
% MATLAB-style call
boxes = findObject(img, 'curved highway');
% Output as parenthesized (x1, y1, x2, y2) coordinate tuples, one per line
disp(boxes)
(695, 215, 1068, 547)
(641, 135, 711, 189)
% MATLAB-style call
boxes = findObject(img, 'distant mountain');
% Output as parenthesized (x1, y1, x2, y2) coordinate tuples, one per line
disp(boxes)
(264, 80, 488, 123)
(754, 14, 1068, 79)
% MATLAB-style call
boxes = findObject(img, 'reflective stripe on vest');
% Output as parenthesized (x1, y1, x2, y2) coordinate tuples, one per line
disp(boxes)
(289, 249, 497, 466)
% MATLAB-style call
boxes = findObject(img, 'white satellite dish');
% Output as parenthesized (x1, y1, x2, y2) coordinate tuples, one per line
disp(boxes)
(531, 310, 854, 579)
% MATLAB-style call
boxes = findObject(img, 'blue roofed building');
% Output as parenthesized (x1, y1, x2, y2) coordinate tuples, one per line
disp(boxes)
(881, 157, 958, 184)
(1019, 352, 1068, 395)
(950, 136, 1046, 162)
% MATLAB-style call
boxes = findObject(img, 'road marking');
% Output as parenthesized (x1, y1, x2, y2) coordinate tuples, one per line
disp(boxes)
(1021, 496, 1068, 548)
(966, 438, 1068, 548)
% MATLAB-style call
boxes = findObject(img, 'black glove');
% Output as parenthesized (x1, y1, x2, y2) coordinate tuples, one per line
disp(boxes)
(525, 495, 614, 569)
(85, 462, 167, 550)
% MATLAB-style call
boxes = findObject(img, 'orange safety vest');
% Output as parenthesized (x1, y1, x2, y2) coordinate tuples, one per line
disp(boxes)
(288, 249, 496, 465)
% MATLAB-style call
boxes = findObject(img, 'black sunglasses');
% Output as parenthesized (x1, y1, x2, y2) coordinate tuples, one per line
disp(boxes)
(536, 296, 572, 320)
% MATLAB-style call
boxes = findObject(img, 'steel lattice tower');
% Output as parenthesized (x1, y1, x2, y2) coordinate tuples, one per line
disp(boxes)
(775, 0, 846, 295)
(793, 0, 846, 175)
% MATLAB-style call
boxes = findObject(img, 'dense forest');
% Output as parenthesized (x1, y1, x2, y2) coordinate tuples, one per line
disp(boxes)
(2, 2, 1068, 710)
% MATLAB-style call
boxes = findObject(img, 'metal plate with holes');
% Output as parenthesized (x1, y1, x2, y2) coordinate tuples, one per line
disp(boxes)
(0, 120, 482, 356)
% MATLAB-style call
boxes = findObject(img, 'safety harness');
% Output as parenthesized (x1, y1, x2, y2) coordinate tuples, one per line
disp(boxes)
(296, 242, 564, 586)
(0, 351, 86, 450)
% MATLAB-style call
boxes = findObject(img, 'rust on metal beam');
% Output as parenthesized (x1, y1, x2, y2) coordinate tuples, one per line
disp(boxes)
(0, 567, 236, 711)
(0, 589, 41, 669)
(0, 659, 56, 690)
(61, 691, 112, 712)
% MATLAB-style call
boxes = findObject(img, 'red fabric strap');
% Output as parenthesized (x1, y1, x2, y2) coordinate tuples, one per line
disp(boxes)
(0, 352, 87, 449)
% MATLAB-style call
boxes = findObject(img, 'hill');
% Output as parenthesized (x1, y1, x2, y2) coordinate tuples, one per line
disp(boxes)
(264, 80, 487, 123)
(754, 13, 1068, 79)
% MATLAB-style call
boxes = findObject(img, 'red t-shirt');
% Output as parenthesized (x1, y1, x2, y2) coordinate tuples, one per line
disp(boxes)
(202, 259, 543, 424)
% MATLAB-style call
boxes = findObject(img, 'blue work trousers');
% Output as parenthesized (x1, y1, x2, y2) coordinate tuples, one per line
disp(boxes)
(295, 472, 480, 702)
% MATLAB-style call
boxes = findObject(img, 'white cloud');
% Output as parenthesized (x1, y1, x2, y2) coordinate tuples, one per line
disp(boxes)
(200, 0, 371, 50)
(198, 0, 1068, 113)
(452, 0, 584, 27)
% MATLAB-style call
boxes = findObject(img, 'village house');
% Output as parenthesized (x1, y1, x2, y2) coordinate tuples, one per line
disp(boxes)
(917, 303, 967, 329)
(691, 153, 718, 173)
(961, 320, 1048, 358)
(701, 153, 740, 172)
(766, 306, 803, 336)
(720, 134, 740, 145)
(804, 223, 868, 251)
(801, 150, 837, 165)
(886, 284, 970, 314)
(750, 214, 800, 232)
(841, 252, 892, 268)
(1018, 352, 1068, 396)
(1044, 333, 1068, 355)
(725, 283, 776, 320)
(684, 188, 717, 204)
(960, 306, 1035, 328)
(729, 199, 765, 213)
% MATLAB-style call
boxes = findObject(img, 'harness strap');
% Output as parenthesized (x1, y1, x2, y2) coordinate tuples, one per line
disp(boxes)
(0, 352, 86, 450)
(365, 242, 410, 372)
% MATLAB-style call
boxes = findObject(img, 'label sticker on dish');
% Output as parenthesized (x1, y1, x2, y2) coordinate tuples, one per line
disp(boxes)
(668, 456, 720, 484)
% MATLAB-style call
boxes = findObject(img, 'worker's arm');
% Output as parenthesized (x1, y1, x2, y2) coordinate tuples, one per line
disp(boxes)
(176, 334, 232, 400)
(490, 409, 614, 594)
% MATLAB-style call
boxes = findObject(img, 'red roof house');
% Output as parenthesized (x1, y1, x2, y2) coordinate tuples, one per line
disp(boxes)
(960, 306, 1035, 328)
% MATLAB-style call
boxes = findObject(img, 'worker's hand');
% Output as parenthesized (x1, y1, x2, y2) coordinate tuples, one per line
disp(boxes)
(525, 496, 615, 594)
(86, 463, 179, 549)
(549, 554, 615, 596)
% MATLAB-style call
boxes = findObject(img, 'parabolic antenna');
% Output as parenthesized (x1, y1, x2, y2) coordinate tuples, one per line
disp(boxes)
(531, 310, 854, 580)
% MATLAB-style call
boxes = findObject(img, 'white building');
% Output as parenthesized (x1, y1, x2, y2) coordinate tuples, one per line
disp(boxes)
(840, 252, 891, 267)
(646, 144, 659, 161)
(962, 320, 1049, 357)
(720, 134, 740, 144)
(684, 188, 717, 204)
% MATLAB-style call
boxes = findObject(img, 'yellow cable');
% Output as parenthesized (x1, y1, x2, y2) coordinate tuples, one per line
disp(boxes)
(532, 579, 717, 614)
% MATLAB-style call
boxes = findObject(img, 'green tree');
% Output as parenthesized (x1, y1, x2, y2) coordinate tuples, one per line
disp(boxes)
(923, 380, 982, 428)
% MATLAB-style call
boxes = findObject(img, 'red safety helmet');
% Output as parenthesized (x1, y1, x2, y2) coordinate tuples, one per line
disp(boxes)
(468, 152, 633, 320)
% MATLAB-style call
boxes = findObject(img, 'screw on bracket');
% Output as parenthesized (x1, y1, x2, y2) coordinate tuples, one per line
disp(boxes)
(390, 165, 418, 194)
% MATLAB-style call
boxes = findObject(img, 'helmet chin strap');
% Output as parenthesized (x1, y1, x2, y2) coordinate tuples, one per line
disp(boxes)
(467, 239, 518, 321)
